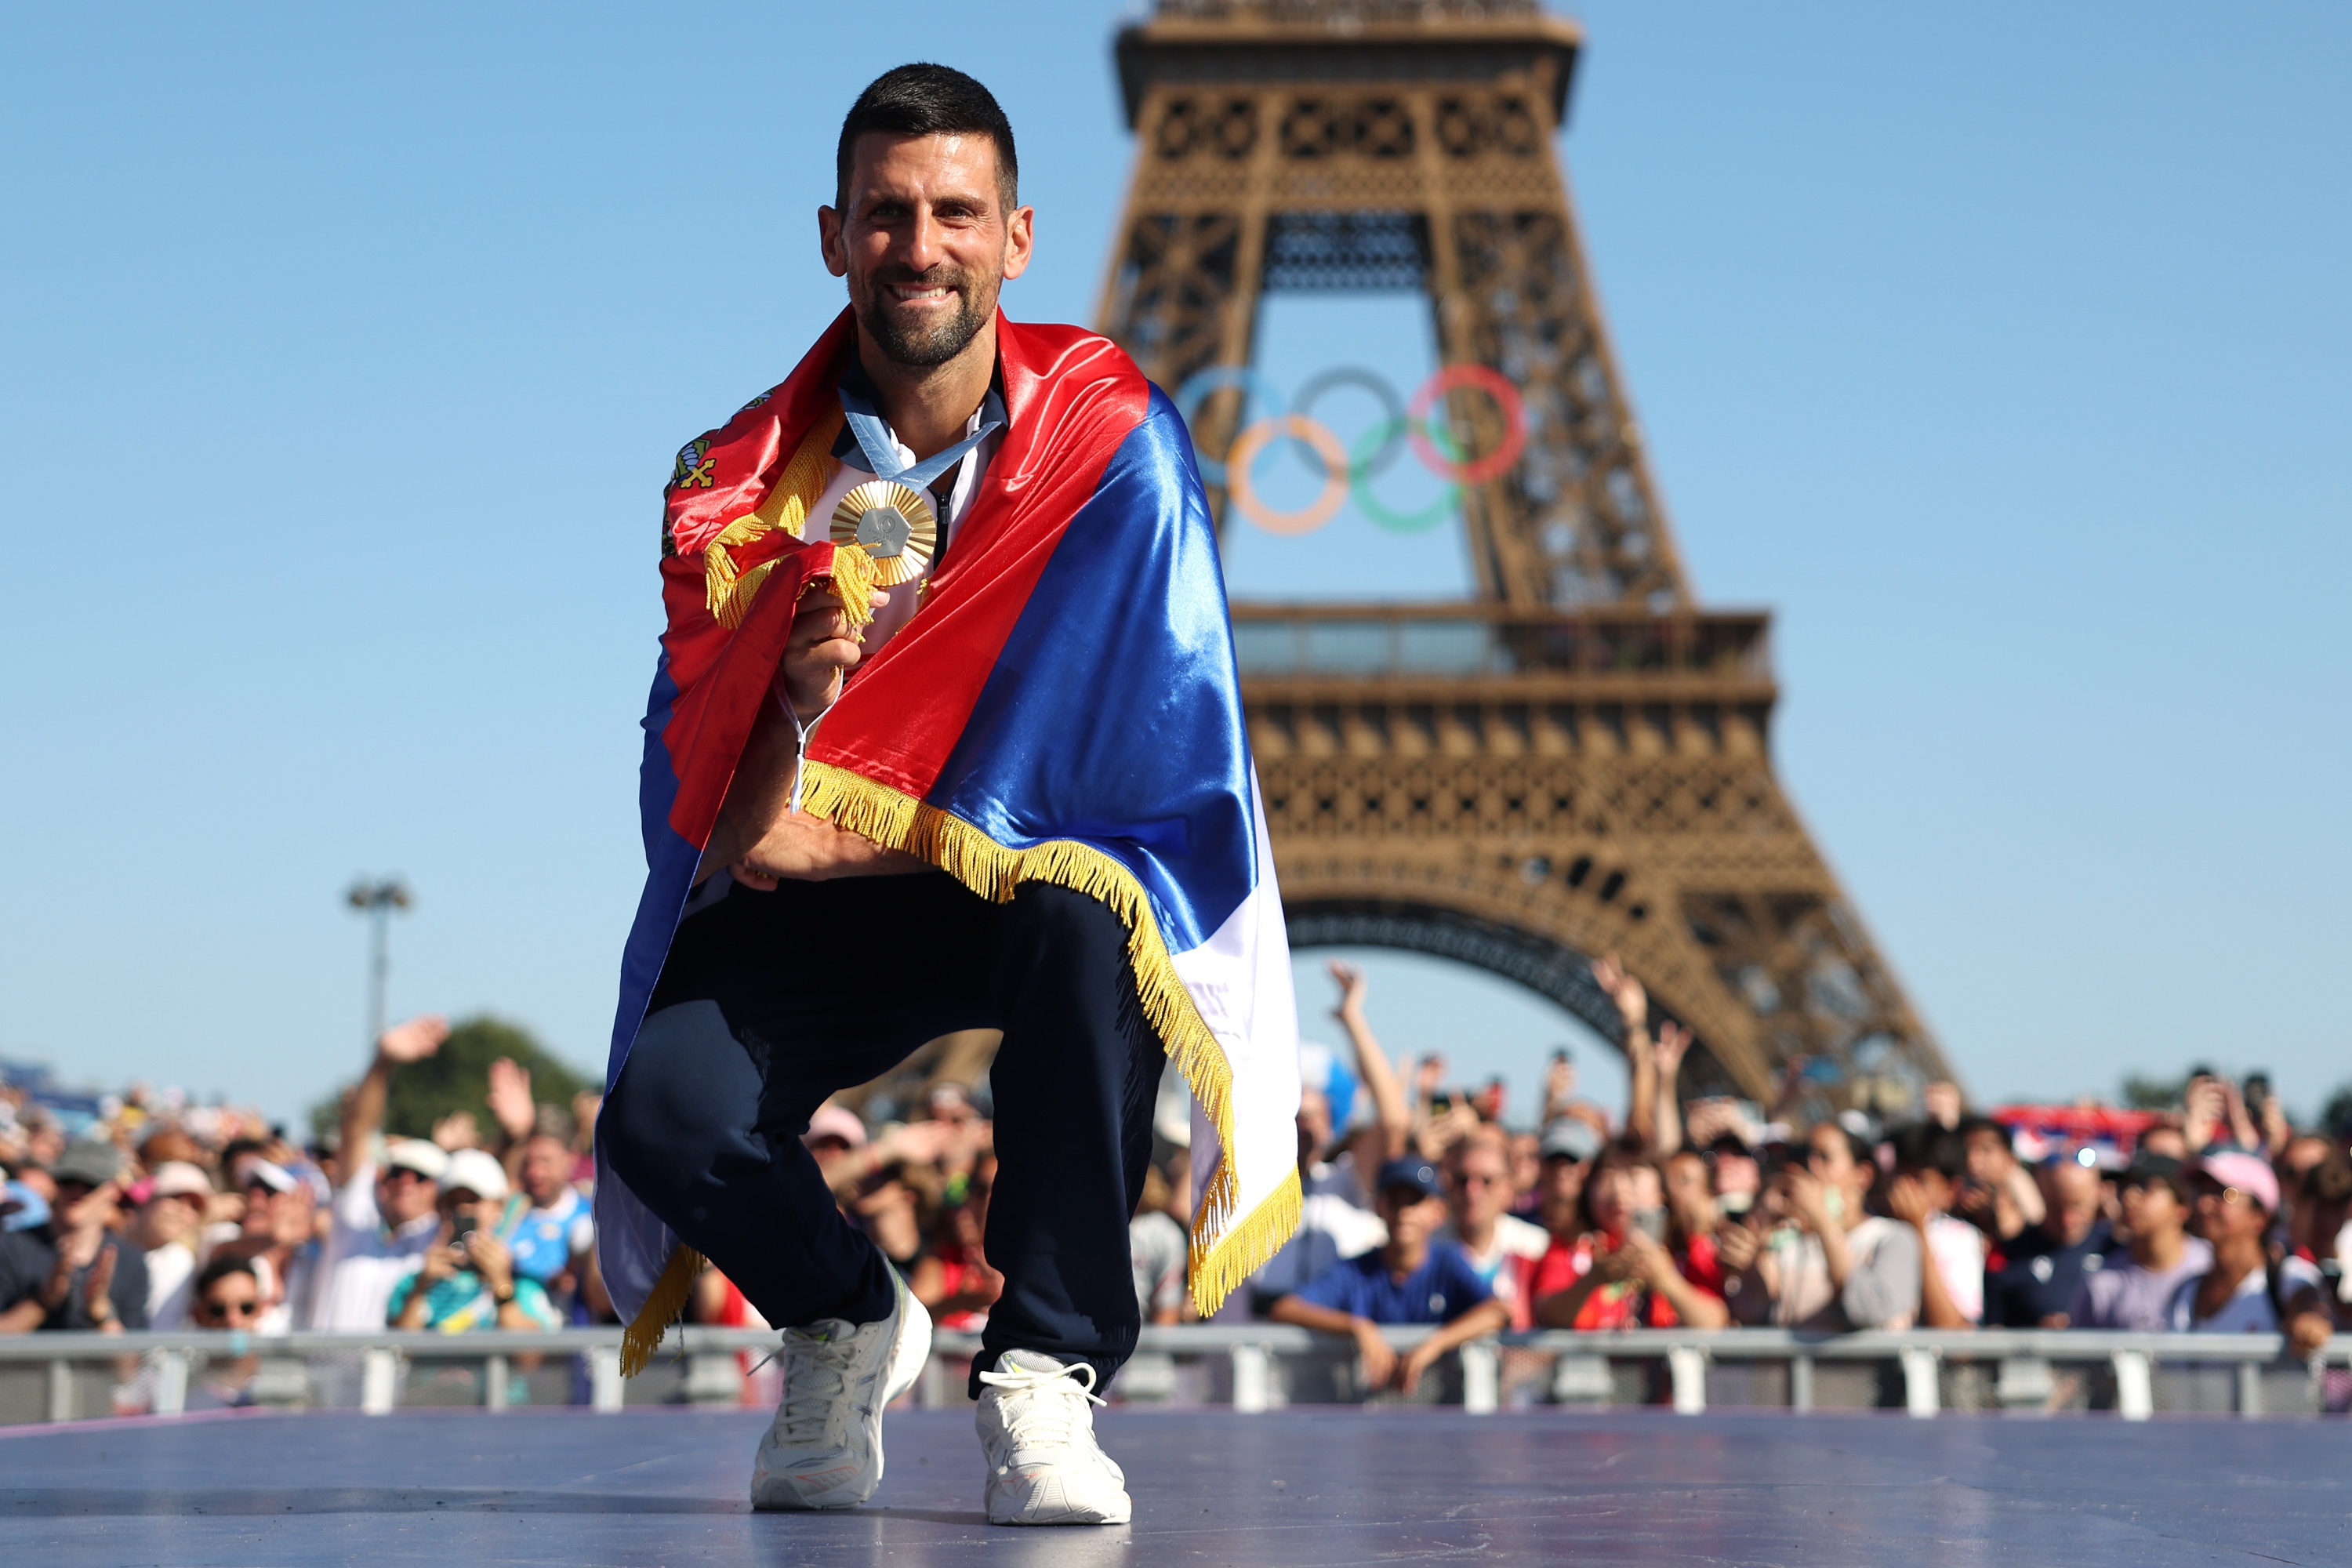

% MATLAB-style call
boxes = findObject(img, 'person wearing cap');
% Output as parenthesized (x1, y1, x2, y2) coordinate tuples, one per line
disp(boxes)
(2165, 1150, 2331, 1351)
(2068, 1152, 2210, 1330)
(129, 1160, 215, 1330)
(1534, 1116, 1602, 1222)
(389, 1147, 561, 1332)
(227, 1159, 321, 1334)
(0, 1138, 149, 1334)
(1265, 1158, 1508, 1396)
(311, 1014, 457, 1330)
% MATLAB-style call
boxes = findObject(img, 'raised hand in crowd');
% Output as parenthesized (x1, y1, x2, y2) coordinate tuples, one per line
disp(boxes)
(1327, 960, 1413, 1163)
(1412, 1052, 1446, 1114)
(379, 1015, 449, 1065)
(821, 1116, 963, 1201)
(1682, 1097, 1744, 1151)
(1414, 1100, 1480, 1161)
(2216, 1076, 2261, 1155)
(1591, 952, 1646, 1034)
(1542, 1051, 1577, 1121)
(2180, 1075, 2225, 1154)
(487, 1056, 536, 1145)
(337, 1013, 450, 1209)
(1649, 1022, 1692, 1156)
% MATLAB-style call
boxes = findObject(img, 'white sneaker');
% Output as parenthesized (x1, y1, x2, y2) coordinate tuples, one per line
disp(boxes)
(975, 1349, 1133, 1526)
(750, 1273, 932, 1510)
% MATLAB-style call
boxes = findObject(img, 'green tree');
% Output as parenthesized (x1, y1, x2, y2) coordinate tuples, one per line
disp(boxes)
(2119, 1070, 2187, 1112)
(307, 1015, 593, 1145)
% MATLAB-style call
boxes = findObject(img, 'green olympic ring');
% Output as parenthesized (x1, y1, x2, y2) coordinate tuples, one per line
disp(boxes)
(1349, 417, 1460, 534)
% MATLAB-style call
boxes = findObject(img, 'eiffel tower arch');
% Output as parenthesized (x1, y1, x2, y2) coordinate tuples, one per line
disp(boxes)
(1094, 1, 1953, 1113)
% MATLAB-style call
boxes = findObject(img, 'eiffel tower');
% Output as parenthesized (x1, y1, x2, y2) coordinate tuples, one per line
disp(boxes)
(1095, 0, 1953, 1112)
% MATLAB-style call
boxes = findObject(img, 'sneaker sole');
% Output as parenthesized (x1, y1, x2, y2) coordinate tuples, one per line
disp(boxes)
(985, 1479, 1134, 1526)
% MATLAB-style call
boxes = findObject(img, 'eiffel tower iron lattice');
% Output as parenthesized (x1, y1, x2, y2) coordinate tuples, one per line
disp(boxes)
(1094, 0, 1953, 1112)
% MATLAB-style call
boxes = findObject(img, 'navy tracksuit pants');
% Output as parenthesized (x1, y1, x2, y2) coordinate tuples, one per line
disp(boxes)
(601, 872, 1163, 1394)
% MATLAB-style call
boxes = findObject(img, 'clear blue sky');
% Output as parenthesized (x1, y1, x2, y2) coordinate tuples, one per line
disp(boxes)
(2, 4, 2346, 1127)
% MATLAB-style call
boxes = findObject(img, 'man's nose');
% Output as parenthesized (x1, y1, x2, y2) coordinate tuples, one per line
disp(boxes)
(898, 207, 946, 272)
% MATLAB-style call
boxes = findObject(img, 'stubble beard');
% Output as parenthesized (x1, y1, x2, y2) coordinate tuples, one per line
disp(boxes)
(855, 265, 996, 368)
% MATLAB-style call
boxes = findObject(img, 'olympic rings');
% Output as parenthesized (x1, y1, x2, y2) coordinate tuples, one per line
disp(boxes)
(1173, 365, 1285, 486)
(1406, 364, 1526, 486)
(1225, 416, 1352, 535)
(1176, 362, 1526, 537)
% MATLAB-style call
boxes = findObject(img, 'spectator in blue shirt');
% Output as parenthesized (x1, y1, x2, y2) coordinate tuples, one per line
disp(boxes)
(1269, 1157, 1510, 1395)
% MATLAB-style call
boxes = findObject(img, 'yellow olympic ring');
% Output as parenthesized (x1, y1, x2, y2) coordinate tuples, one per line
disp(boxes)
(1223, 415, 1352, 536)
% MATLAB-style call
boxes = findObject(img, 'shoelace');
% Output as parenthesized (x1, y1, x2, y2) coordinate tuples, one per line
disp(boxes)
(775, 1327, 862, 1444)
(977, 1359, 1106, 1453)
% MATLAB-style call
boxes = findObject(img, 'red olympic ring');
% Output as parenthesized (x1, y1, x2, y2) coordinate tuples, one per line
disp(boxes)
(1405, 364, 1526, 487)
(1224, 416, 1352, 535)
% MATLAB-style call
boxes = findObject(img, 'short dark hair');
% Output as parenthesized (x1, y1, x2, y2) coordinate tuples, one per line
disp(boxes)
(1892, 1123, 1968, 1181)
(1955, 1114, 2011, 1152)
(194, 1254, 258, 1299)
(1577, 1139, 1662, 1235)
(836, 64, 1018, 215)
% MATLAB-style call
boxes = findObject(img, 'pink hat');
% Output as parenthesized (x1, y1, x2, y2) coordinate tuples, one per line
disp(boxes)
(2194, 1150, 2279, 1214)
(804, 1105, 867, 1149)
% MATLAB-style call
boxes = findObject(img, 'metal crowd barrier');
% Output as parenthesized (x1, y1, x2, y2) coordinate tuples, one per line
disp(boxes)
(2, 1326, 2345, 1425)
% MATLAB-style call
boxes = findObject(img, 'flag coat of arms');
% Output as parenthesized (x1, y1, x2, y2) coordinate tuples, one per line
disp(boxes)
(596, 307, 1301, 1368)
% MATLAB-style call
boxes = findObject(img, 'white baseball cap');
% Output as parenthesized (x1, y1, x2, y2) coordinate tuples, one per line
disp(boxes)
(382, 1138, 451, 1181)
(441, 1148, 510, 1203)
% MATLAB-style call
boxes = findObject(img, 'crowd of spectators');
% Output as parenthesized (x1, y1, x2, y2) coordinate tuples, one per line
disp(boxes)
(5, 953, 2349, 1415)
(1241, 958, 2352, 1388)
(0, 1014, 604, 1360)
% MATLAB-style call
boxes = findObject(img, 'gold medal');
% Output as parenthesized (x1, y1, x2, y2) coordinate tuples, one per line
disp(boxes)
(829, 481, 937, 588)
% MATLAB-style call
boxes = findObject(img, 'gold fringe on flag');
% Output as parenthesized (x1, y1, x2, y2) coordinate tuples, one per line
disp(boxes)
(702, 410, 844, 630)
(795, 758, 1298, 1316)
(619, 1243, 704, 1377)
(817, 541, 881, 633)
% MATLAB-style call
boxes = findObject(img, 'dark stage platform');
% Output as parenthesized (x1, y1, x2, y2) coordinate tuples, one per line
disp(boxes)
(4, 1406, 2343, 1566)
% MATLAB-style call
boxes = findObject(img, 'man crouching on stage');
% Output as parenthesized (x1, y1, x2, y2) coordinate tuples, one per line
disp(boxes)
(594, 64, 1302, 1526)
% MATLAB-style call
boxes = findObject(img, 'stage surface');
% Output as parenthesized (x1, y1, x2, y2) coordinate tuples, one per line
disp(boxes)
(4, 1406, 2341, 1566)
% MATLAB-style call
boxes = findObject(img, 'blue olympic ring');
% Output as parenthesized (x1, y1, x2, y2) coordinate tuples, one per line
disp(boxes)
(1173, 366, 1287, 487)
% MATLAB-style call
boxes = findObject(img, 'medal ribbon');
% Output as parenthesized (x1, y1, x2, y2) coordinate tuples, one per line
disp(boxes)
(838, 382, 1004, 493)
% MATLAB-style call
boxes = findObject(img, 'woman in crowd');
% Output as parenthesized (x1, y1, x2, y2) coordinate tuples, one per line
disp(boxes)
(2168, 1151, 2329, 1353)
(1529, 1142, 1728, 1330)
(1717, 1122, 1920, 1330)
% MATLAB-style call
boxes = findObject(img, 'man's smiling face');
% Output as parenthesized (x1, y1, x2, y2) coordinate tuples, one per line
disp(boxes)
(823, 131, 1032, 369)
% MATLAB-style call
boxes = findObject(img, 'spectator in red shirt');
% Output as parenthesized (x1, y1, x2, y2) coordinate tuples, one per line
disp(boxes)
(1530, 1143, 1728, 1330)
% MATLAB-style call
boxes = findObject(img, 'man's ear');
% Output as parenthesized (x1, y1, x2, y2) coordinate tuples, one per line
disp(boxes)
(818, 205, 848, 278)
(1000, 203, 1034, 283)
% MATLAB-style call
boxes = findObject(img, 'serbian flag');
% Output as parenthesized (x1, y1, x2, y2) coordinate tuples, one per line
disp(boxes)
(596, 307, 1301, 1369)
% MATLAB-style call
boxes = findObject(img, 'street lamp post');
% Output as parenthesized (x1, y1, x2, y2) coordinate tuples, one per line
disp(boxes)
(345, 877, 413, 1047)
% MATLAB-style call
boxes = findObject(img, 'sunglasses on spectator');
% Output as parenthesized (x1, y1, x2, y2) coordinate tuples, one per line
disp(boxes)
(2194, 1182, 2252, 1207)
(380, 1167, 433, 1185)
(198, 1298, 261, 1320)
